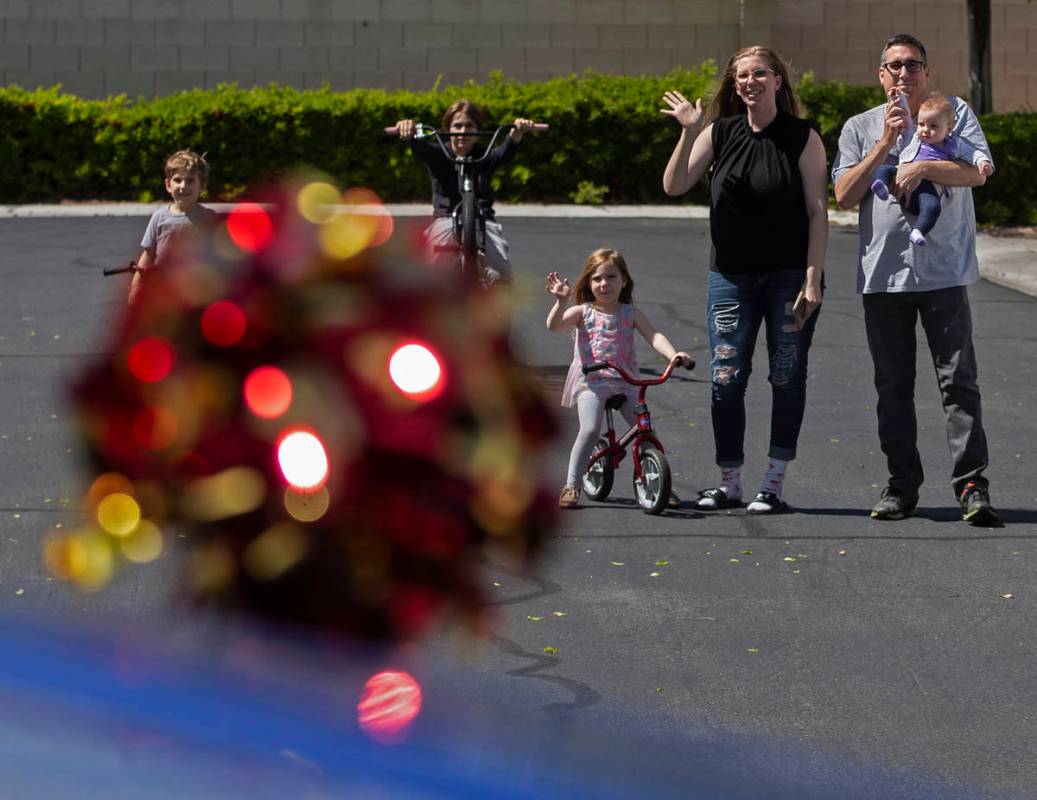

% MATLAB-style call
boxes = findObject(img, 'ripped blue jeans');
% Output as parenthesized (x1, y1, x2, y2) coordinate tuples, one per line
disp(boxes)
(706, 269, 819, 467)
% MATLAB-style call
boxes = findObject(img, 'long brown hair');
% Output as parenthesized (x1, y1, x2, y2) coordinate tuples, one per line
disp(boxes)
(571, 248, 634, 305)
(706, 46, 800, 123)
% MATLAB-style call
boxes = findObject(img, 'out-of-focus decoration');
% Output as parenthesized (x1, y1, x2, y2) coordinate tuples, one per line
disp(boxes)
(51, 177, 557, 640)
(357, 669, 423, 744)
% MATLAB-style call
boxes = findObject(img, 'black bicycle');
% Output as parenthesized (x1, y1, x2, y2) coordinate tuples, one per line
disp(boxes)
(386, 122, 547, 287)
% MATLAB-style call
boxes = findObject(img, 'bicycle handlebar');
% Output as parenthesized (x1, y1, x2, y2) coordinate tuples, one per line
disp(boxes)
(582, 357, 694, 385)
(383, 123, 549, 136)
(103, 261, 138, 276)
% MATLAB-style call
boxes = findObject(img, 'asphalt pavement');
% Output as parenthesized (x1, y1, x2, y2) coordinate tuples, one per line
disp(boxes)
(1, 210, 1035, 798)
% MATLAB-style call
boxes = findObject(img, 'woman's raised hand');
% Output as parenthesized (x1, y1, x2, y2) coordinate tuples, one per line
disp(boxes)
(546, 271, 571, 301)
(661, 91, 703, 130)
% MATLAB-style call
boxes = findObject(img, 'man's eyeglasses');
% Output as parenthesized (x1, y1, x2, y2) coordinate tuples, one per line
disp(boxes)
(735, 68, 773, 84)
(881, 59, 925, 74)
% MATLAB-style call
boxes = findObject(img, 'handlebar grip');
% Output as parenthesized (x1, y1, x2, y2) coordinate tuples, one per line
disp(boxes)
(531, 123, 549, 131)
(682, 358, 696, 371)
(384, 126, 399, 135)
(103, 262, 137, 276)
(582, 362, 608, 375)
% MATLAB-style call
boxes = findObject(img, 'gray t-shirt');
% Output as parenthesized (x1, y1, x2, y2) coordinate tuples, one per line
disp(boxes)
(140, 204, 217, 266)
(831, 96, 993, 294)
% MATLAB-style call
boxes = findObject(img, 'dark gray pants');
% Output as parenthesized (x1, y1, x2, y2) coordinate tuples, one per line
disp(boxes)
(863, 286, 989, 500)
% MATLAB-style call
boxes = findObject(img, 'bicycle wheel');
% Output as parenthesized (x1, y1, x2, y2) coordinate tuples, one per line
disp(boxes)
(459, 190, 478, 285)
(633, 444, 671, 515)
(582, 438, 614, 500)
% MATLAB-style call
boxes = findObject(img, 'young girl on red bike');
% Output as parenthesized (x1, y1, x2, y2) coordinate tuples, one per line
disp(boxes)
(393, 99, 535, 285)
(546, 248, 693, 509)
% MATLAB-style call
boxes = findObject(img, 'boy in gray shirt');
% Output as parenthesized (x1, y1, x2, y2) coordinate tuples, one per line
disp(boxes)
(129, 150, 217, 303)
(831, 33, 999, 526)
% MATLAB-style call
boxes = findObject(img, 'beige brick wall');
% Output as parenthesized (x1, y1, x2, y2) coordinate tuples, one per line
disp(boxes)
(0, 0, 1032, 111)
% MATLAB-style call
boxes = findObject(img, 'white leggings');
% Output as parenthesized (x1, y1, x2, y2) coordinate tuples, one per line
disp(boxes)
(565, 388, 636, 486)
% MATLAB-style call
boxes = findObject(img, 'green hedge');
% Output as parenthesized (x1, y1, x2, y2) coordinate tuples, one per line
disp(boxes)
(0, 70, 1034, 225)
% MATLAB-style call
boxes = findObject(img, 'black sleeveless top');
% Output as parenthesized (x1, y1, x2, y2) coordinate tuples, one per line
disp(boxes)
(708, 111, 813, 274)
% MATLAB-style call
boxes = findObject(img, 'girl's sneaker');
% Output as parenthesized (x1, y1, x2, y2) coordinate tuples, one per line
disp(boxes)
(910, 229, 926, 246)
(559, 485, 580, 509)
(871, 179, 890, 201)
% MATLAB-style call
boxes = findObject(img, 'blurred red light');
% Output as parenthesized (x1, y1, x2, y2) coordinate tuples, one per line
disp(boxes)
(388, 342, 444, 401)
(357, 670, 422, 744)
(276, 428, 328, 491)
(201, 301, 247, 346)
(227, 203, 273, 253)
(127, 336, 175, 383)
(244, 366, 293, 419)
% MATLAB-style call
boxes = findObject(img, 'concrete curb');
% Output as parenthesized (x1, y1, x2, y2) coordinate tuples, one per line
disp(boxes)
(1, 203, 1031, 296)
(0, 202, 856, 223)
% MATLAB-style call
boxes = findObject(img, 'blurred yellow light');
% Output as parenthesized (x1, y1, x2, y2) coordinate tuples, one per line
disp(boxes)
(67, 529, 114, 591)
(297, 181, 340, 223)
(318, 212, 375, 260)
(190, 543, 236, 593)
(284, 486, 330, 522)
(243, 523, 308, 581)
(87, 473, 133, 509)
(181, 467, 267, 521)
(43, 533, 74, 580)
(120, 519, 164, 564)
(96, 493, 141, 537)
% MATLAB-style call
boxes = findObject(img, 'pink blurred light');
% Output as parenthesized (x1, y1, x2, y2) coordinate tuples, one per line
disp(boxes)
(357, 670, 423, 744)
(244, 366, 292, 419)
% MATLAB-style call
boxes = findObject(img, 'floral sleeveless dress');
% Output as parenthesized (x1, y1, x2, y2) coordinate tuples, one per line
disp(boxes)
(560, 303, 639, 408)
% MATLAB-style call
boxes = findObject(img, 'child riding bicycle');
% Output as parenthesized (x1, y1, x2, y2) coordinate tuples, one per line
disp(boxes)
(392, 98, 536, 286)
(547, 248, 693, 509)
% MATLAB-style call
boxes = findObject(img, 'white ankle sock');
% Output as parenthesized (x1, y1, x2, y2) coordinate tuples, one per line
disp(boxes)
(759, 459, 788, 499)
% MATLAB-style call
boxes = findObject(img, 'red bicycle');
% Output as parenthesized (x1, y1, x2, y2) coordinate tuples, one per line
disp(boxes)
(581, 356, 693, 515)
